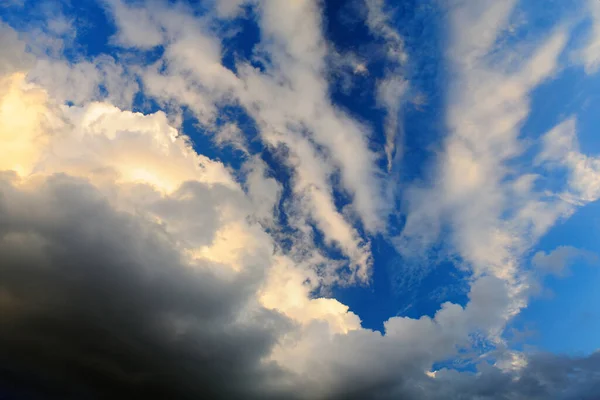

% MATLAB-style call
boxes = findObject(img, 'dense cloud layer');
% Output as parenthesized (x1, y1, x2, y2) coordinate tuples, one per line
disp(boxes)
(0, 174, 290, 399)
(0, 176, 598, 399)
(1, 0, 600, 399)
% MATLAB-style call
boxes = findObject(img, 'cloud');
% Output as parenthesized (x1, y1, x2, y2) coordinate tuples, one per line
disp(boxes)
(0, 34, 286, 398)
(3, 2, 600, 399)
(364, 0, 409, 171)
(1, 172, 597, 400)
(0, 17, 495, 399)
(214, 0, 248, 18)
(0, 33, 285, 398)
(364, 0, 407, 64)
(580, 0, 600, 74)
(411, 352, 600, 400)
(376, 73, 408, 171)
(105, 0, 164, 48)
(0, 22, 34, 75)
(0, 26, 374, 397)
(0, 173, 290, 399)
(101, 0, 390, 283)
(27, 56, 138, 108)
(533, 246, 599, 276)
(397, 0, 573, 319)
(538, 117, 600, 204)
(243, 156, 282, 226)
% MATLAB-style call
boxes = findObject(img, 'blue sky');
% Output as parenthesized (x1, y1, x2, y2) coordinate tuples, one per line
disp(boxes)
(1, 0, 600, 398)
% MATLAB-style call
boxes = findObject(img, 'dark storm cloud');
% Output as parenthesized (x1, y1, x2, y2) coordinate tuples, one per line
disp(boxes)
(1, 172, 600, 400)
(0, 173, 292, 400)
(329, 352, 600, 400)
(433, 352, 600, 400)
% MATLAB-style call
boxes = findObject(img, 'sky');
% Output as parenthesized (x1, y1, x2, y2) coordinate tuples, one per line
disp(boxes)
(1, 0, 600, 399)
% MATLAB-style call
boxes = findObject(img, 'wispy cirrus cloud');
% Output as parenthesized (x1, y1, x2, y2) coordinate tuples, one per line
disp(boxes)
(102, 0, 389, 283)
(365, 0, 408, 171)
(580, 0, 600, 74)
(397, 0, 573, 321)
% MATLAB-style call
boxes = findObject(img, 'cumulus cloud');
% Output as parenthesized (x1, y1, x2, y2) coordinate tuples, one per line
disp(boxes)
(0, 37, 288, 399)
(2, 1, 600, 399)
(0, 24, 376, 397)
(0, 173, 290, 399)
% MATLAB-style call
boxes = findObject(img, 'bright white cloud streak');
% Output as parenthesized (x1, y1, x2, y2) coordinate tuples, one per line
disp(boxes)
(365, 0, 409, 171)
(581, 0, 600, 74)
(102, 0, 389, 283)
(398, 0, 579, 324)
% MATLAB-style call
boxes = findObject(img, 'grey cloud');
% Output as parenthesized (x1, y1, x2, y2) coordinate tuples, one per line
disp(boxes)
(333, 352, 600, 400)
(532, 246, 599, 276)
(27, 56, 139, 109)
(148, 180, 247, 248)
(426, 352, 600, 400)
(0, 173, 292, 399)
(0, 22, 34, 75)
(4, 175, 599, 400)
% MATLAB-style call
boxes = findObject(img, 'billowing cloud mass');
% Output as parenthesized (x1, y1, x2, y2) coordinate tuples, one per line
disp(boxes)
(1, 0, 600, 399)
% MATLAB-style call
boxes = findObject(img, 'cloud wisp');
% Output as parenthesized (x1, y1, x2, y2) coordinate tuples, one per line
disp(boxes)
(397, 0, 594, 322)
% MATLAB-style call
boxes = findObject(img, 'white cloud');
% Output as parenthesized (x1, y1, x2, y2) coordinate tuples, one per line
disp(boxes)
(365, 0, 408, 170)
(364, 0, 407, 65)
(0, 9, 138, 109)
(243, 156, 282, 226)
(398, 0, 573, 329)
(214, 0, 248, 18)
(377, 74, 408, 171)
(241, 0, 389, 234)
(102, 0, 389, 283)
(214, 122, 249, 154)
(104, 0, 164, 48)
(538, 117, 600, 204)
(0, 22, 33, 75)
(580, 0, 600, 74)
(27, 56, 138, 108)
